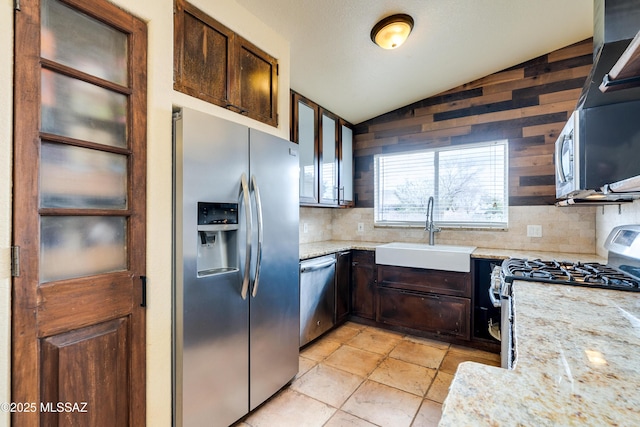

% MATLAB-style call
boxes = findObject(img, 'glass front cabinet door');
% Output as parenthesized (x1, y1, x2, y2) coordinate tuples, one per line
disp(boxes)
(319, 109, 338, 205)
(339, 121, 354, 206)
(293, 93, 319, 204)
(292, 91, 353, 207)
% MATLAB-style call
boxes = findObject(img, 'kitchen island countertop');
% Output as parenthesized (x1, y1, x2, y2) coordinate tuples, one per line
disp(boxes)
(439, 280, 640, 426)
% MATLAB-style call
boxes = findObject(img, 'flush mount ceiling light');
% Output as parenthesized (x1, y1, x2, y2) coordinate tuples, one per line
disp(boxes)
(370, 14, 414, 50)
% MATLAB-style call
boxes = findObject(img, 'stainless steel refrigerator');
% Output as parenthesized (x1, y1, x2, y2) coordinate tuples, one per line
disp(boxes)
(172, 107, 300, 427)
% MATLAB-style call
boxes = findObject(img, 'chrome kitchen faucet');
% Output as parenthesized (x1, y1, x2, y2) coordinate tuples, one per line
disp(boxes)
(425, 196, 441, 246)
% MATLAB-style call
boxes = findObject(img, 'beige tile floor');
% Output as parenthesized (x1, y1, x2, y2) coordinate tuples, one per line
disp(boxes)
(235, 322, 500, 427)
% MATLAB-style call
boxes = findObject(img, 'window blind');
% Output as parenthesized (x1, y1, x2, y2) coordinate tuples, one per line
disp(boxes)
(374, 140, 508, 228)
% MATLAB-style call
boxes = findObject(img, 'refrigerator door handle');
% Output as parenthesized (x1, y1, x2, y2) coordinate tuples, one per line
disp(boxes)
(251, 175, 264, 298)
(240, 173, 252, 300)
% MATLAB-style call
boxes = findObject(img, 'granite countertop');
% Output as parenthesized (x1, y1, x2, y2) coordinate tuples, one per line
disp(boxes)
(299, 240, 607, 264)
(470, 248, 606, 264)
(299, 240, 382, 259)
(439, 281, 640, 426)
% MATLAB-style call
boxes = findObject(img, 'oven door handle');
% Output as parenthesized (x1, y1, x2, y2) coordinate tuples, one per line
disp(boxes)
(489, 288, 502, 308)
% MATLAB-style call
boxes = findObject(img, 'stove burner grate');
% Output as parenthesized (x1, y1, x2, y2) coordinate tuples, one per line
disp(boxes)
(502, 258, 640, 291)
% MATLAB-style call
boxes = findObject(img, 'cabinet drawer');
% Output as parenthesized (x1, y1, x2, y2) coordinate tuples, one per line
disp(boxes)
(377, 288, 470, 340)
(377, 265, 471, 298)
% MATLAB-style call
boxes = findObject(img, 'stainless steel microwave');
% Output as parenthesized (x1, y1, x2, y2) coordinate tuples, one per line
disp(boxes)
(555, 100, 640, 201)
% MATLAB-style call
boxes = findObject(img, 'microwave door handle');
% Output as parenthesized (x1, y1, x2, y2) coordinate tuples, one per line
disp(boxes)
(239, 173, 252, 300)
(250, 175, 263, 298)
(556, 135, 568, 184)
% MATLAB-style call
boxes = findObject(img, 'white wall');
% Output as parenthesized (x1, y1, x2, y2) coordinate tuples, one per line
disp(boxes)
(0, 1, 290, 426)
(0, 0, 13, 425)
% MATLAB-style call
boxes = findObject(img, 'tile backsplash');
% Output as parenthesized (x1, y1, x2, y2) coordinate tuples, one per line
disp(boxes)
(299, 208, 334, 244)
(301, 206, 597, 254)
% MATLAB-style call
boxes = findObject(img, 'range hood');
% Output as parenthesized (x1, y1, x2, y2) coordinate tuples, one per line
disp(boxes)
(578, 0, 640, 109)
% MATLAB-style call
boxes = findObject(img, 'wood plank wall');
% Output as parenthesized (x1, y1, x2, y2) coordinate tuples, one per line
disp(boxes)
(353, 39, 593, 207)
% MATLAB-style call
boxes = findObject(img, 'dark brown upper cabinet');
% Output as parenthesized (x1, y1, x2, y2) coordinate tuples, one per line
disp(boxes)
(174, 0, 279, 127)
(291, 90, 353, 207)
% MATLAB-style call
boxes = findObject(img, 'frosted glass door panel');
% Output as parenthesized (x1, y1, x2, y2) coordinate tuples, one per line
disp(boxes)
(298, 101, 316, 200)
(41, 0, 128, 85)
(40, 142, 127, 209)
(341, 125, 353, 203)
(40, 216, 127, 283)
(41, 70, 127, 147)
(321, 114, 337, 201)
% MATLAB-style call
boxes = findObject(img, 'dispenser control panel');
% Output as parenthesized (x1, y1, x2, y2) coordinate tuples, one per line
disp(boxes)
(198, 202, 238, 225)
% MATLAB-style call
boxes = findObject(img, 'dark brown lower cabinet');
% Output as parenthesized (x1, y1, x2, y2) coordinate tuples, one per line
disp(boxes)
(351, 250, 376, 320)
(377, 288, 471, 340)
(376, 264, 472, 340)
(377, 264, 471, 298)
(305, 249, 481, 346)
(335, 251, 351, 324)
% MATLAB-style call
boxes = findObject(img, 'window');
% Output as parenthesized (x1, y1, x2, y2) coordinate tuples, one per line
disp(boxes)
(374, 140, 508, 228)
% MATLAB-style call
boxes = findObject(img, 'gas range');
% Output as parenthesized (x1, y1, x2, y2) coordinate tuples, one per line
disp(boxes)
(501, 258, 640, 292)
(490, 224, 640, 369)
(494, 224, 640, 295)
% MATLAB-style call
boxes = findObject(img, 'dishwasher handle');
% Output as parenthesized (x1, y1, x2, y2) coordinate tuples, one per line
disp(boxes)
(300, 258, 336, 273)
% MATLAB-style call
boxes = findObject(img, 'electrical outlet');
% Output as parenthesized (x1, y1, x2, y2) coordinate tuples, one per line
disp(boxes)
(303, 223, 308, 234)
(357, 222, 365, 232)
(527, 225, 542, 238)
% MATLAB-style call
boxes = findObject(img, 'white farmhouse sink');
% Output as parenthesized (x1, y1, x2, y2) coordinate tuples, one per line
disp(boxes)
(375, 242, 476, 273)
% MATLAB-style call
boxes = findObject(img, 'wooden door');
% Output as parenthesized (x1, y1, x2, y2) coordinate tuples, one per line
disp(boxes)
(12, 0, 147, 425)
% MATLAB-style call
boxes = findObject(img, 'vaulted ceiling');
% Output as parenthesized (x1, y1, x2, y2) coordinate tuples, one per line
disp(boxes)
(236, 0, 593, 124)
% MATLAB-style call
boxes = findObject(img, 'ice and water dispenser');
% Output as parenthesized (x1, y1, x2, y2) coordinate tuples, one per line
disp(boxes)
(196, 202, 239, 276)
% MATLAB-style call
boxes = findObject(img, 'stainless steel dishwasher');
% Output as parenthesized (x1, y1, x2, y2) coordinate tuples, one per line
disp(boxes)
(299, 254, 336, 347)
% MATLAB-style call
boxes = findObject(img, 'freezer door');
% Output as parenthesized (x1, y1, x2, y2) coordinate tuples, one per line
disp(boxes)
(174, 108, 251, 427)
(248, 129, 300, 410)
